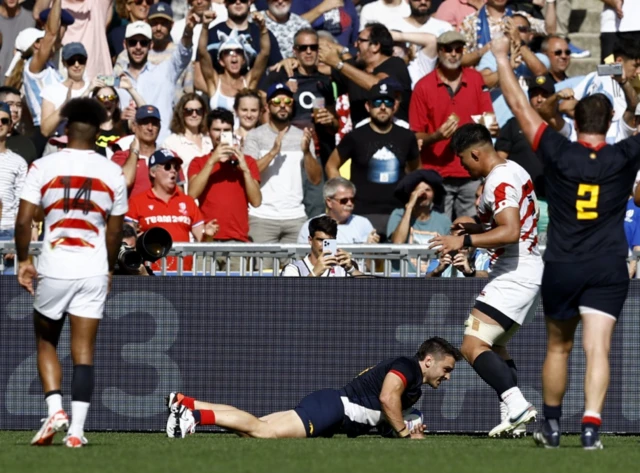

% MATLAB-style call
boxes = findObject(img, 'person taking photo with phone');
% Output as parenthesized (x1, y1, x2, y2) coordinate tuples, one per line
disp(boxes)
(281, 215, 363, 277)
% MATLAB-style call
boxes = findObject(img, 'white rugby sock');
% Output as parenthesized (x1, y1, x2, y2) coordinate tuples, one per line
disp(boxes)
(46, 393, 63, 417)
(68, 401, 90, 437)
(501, 387, 529, 414)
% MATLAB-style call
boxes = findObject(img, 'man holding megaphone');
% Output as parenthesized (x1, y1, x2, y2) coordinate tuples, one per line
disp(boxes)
(125, 148, 219, 272)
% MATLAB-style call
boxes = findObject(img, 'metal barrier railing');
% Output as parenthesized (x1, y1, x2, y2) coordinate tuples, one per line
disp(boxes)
(0, 242, 441, 277)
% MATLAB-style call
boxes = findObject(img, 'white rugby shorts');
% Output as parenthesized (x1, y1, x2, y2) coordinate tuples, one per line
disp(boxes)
(34, 275, 109, 320)
(475, 275, 541, 326)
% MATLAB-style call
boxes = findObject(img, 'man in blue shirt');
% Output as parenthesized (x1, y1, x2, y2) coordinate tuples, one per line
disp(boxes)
(118, 18, 195, 143)
(165, 337, 461, 439)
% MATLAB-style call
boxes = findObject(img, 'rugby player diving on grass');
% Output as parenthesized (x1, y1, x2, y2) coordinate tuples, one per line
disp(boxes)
(165, 337, 461, 439)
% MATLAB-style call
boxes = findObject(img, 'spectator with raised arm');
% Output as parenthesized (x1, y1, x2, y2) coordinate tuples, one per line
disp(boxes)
(107, 0, 151, 61)
(199, 10, 270, 113)
(117, 13, 196, 143)
(0, 0, 35, 83)
(320, 22, 412, 127)
(33, 0, 114, 79)
(292, 0, 359, 49)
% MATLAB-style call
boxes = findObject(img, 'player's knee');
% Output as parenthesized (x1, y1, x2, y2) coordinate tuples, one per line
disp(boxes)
(582, 336, 611, 356)
(547, 338, 574, 355)
(462, 315, 503, 359)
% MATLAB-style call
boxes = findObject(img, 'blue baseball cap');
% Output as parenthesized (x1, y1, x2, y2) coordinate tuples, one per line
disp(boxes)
(0, 102, 11, 116)
(149, 148, 183, 167)
(148, 2, 174, 21)
(39, 8, 75, 26)
(266, 83, 294, 101)
(135, 105, 161, 122)
(62, 42, 87, 61)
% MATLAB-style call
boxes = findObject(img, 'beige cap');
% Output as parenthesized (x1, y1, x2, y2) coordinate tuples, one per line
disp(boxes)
(437, 31, 467, 46)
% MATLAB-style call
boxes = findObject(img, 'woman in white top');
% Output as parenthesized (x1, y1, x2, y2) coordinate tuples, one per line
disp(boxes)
(40, 43, 92, 137)
(198, 10, 270, 113)
(233, 88, 263, 145)
(162, 92, 213, 181)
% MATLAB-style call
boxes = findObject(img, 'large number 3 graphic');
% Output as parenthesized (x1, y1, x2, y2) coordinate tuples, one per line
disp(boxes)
(576, 184, 600, 220)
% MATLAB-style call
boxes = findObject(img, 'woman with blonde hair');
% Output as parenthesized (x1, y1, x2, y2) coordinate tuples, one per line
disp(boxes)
(162, 92, 213, 182)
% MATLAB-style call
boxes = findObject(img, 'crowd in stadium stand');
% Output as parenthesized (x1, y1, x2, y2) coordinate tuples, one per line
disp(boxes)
(1, 0, 640, 275)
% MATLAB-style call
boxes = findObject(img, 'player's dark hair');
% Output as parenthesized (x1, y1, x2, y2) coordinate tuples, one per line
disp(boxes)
(574, 93, 613, 135)
(207, 107, 234, 128)
(365, 23, 394, 57)
(308, 215, 338, 239)
(613, 36, 640, 61)
(450, 123, 493, 156)
(416, 337, 462, 361)
(60, 98, 108, 142)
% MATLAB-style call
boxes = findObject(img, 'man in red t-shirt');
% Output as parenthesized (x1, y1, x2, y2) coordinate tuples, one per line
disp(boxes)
(126, 149, 218, 272)
(188, 108, 261, 243)
(409, 31, 496, 220)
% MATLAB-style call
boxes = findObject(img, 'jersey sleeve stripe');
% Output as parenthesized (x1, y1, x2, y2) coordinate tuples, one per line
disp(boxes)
(389, 370, 408, 388)
(531, 122, 548, 152)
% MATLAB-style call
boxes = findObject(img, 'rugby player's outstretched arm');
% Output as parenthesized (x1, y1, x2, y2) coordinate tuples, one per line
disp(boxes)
(379, 372, 408, 437)
(464, 207, 520, 249)
(493, 37, 544, 146)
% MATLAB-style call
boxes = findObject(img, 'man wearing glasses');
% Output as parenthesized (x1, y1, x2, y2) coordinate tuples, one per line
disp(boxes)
(125, 148, 219, 272)
(541, 35, 571, 85)
(326, 82, 420, 241)
(409, 31, 495, 220)
(319, 22, 412, 127)
(245, 83, 322, 250)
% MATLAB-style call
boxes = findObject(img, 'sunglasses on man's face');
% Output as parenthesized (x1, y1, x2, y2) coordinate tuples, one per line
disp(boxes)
(516, 26, 531, 33)
(295, 44, 319, 52)
(225, 0, 249, 4)
(97, 94, 117, 103)
(332, 196, 354, 205)
(65, 55, 87, 66)
(184, 107, 204, 117)
(441, 45, 464, 54)
(163, 162, 181, 171)
(270, 97, 293, 106)
(0, 117, 11, 126)
(554, 49, 571, 57)
(370, 98, 395, 109)
(221, 48, 244, 57)
(129, 0, 154, 6)
(127, 38, 151, 48)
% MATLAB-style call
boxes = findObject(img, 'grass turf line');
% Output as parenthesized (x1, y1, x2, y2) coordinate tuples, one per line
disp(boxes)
(1, 432, 639, 473)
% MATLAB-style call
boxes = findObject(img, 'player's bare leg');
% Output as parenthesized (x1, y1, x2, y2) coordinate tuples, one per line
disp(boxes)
(166, 394, 307, 438)
(534, 316, 579, 449)
(65, 314, 100, 447)
(461, 309, 536, 438)
(31, 311, 69, 446)
(579, 312, 616, 449)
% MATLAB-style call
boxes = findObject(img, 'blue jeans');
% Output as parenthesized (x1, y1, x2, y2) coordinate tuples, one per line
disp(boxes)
(0, 229, 15, 275)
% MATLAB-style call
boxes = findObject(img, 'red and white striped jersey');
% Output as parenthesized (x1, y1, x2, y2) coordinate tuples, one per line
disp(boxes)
(21, 149, 128, 279)
(477, 160, 543, 283)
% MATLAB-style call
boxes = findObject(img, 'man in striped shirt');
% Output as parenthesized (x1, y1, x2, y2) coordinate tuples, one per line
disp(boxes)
(0, 102, 27, 274)
(15, 97, 128, 448)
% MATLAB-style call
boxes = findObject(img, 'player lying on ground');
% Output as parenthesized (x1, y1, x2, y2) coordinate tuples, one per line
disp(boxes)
(429, 123, 543, 438)
(165, 337, 461, 439)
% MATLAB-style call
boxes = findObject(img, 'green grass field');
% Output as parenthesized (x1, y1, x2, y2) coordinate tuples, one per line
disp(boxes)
(1, 432, 639, 473)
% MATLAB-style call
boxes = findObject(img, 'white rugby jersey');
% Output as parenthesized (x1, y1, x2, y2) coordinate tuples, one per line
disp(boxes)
(477, 160, 543, 283)
(21, 149, 128, 279)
